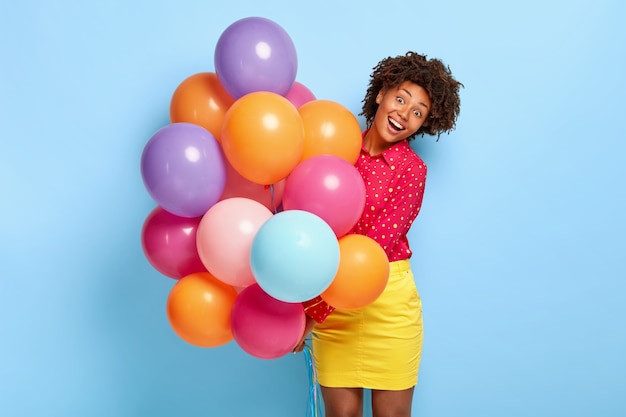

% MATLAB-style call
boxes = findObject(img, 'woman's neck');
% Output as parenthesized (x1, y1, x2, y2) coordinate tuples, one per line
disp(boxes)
(363, 129, 392, 156)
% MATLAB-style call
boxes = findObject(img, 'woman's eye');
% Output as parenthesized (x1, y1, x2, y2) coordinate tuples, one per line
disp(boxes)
(413, 110, 422, 117)
(396, 97, 405, 104)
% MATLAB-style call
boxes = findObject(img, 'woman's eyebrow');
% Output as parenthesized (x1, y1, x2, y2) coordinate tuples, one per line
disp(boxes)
(401, 87, 430, 110)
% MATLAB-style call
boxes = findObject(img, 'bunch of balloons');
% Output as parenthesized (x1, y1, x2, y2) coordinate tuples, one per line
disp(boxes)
(140, 17, 390, 359)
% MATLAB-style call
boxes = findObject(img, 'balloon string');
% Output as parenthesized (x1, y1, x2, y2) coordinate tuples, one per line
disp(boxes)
(268, 184, 278, 214)
(303, 342, 322, 417)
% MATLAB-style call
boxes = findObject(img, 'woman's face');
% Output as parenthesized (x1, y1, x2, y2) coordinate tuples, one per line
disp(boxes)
(373, 80, 431, 144)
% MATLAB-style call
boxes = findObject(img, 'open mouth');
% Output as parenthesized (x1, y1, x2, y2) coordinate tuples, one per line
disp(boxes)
(388, 117, 405, 131)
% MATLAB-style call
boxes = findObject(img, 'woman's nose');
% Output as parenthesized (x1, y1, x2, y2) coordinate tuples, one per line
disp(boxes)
(397, 108, 409, 121)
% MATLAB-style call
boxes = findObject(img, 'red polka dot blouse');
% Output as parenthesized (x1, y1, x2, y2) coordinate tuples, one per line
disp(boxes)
(351, 139, 427, 262)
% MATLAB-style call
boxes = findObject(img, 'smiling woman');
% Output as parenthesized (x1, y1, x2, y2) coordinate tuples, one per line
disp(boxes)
(2, 1, 625, 416)
(294, 52, 463, 417)
(367, 81, 432, 154)
(361, 52, 462, 141)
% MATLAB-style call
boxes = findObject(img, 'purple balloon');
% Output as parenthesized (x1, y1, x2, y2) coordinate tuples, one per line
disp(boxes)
(214, 17, 298, 99)
(141, 123, 226, 218)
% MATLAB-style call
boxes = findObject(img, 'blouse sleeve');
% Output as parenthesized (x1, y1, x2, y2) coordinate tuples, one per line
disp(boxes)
(302, 296, 335, 323)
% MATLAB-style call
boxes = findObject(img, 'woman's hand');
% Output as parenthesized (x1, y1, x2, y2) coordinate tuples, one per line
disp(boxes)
(292, 315, 317, 353)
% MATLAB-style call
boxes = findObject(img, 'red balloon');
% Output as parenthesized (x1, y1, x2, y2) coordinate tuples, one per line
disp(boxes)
(284, 81, 316, 109)
(141, 207, 207, 279)
(219, 159, 285, 212)
(230, 284, 305, 359)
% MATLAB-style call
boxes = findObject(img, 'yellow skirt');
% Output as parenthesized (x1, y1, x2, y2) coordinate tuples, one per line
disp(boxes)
(311, 260, 423, 390)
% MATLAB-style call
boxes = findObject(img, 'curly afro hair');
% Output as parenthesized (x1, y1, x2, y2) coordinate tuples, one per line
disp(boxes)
(360, 51, 463, 140)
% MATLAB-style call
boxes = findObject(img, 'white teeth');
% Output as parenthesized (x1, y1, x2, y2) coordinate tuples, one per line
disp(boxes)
(389, 118, 404, 130)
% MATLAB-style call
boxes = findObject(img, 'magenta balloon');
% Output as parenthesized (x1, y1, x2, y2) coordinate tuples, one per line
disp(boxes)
(285, 81, 316, 109)
(141, 123, 226, 218)
(214, 17, 298, 99)
(230, 284, 305, 359)
(141, 207, 207, 279)
(282, 155, 366, 237)
(196, 197, 273, 288)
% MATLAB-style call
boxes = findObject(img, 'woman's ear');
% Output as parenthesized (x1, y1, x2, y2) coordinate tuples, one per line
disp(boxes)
(375, 90, 384, 104)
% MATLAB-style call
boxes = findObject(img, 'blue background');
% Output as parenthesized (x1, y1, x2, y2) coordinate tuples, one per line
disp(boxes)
(1, 1, 625, 416)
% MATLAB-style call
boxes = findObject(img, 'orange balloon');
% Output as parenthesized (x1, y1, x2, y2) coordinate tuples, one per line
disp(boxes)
(169, 72, 235, 141)
(321, 234, 390, 310)
(221, 92, 304, 185)
(166, 272, 238, 347)
(298, 100, 362, 164)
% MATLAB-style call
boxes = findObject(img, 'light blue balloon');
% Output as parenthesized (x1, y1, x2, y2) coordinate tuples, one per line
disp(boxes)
(250, 210, 340, 302)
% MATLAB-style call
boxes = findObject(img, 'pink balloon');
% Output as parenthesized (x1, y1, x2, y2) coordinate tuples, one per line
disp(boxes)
(231, 284, 305, 359)
(284, 81, 316, 108)
(282, 155, 366, 237)
(141, 207, 207, 279)
(196, 198, 273, 287)
(220, 159, 285, 213)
